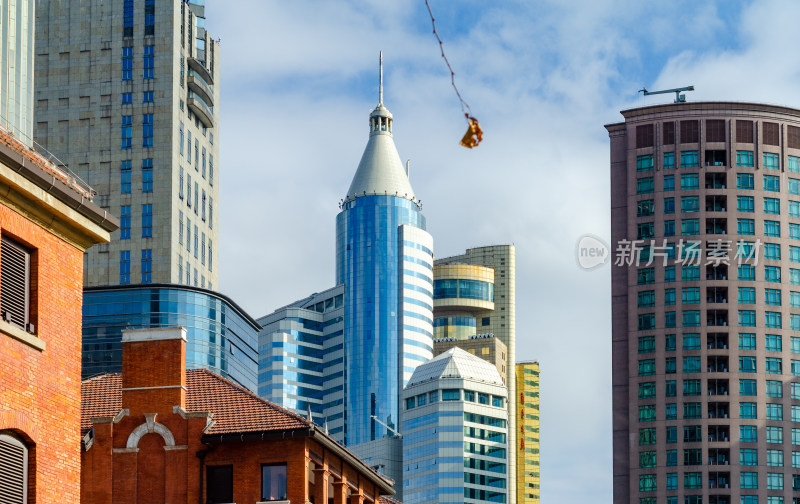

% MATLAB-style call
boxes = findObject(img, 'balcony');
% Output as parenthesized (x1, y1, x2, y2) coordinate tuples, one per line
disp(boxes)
(187, 70, 214, 107)
(708, 356, 728, 373)
(708, 425, 730, 442)
(707, 288, 728, 305)
(705, 150, 727, 167)
(187, 56, 213, 85)
(708, 472, 731, 489)
(705, 172, 727, 189)
(188, 93, 213, 128)
(707, 310, 729, 327)
(706, 195, 727, 212)
(708, 448, 730, 466)
(706, 264, 728, 281)
(707, 379, 729, 396)
(708, 402, 729, 419)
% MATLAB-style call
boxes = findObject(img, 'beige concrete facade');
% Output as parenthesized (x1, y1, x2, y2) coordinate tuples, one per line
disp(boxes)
(608, 102, 800, 504)
(34, 0, 219, 288)
(435, 244, 517, 504)
(433, 334, 508, 384)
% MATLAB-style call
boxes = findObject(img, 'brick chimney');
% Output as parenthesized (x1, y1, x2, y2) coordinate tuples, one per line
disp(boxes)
(121, 327, 187, 416)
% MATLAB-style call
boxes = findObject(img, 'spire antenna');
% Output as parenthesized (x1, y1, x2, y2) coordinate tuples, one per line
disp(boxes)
(379, 51, 383, 105)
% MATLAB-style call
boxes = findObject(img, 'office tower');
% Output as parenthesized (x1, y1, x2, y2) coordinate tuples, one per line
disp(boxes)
(35, 0, 218, 288)
(335, 61, 434, 447)
(435, 245, 517, 501)
(32, 1, 258, 390)
(258, 285, 345, 432)
(516, 361, 540, 504)
(608, 102, 800, 504)
(401, 347, 509, 504)
(434, 334, 508, 384)
(0, 0, 34, 144)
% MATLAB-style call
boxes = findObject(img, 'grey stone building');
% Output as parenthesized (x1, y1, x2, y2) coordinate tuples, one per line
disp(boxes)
(34, 0, 219, 289)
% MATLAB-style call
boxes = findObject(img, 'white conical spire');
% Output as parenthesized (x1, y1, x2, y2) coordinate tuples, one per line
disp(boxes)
(344, 53, 417, 205)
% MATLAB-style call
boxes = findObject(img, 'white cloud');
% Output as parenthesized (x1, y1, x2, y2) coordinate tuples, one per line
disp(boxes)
(205, 0, 800, 500)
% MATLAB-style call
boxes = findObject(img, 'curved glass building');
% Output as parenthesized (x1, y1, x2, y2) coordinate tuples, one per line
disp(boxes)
(335, 85, 434, 447)
(82, 284, 260, 391)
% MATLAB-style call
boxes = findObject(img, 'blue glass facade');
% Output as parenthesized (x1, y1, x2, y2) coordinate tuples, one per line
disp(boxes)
(336, 195, 426, 445)
(82, 284, 260, 391)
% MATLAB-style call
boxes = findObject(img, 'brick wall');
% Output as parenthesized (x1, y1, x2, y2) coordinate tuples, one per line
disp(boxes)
(0, 203, 86, 504)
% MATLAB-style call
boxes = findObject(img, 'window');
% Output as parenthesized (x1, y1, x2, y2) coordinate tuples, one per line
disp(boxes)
(121, 115, 132, 148)
(741, 448, 758, 466)
(683, 356, 701, 373)
(195, 140, 199, 170)
(186, 222, 191, 252)
(187, 175, 192, 207)
(741, 425, 757, 443)
(682, 288, 700, 305)
(682, 310, 700, 327)
(681, 150, 699, 167)
(663, 174, 674, 191)
(143, 114, 153, 147)
(261, 464, 287, 501)
(766, 357, 783, 375)
(637, 155, 654, 171)
(122, 47, 132, 80)
(739, 333, 756, 350)
(637, 177, 654, 194)
(666, 427, 677, 444)
(766, 403, 783, 420)
(123, 0, 134, 36)
(663, 152, 675, 169)
(142, 159, 153, 193)
(0, 237, 32, 332)
(683, 448, 701, 465)
(738, 218, 755, 235)
(194, 182, 199, 214)
(682, 265, 699, 281)
(208, 240, 213, 271)
(664, 265, 675, 282)
(666, 472, 677, 490)
(765, 197, 781, 214)
(638, 268, 654, 285)
(767, 379, 782, 397)
(120, 205, 131, 239)
(791, 201, 800, 217)
(739, 264, 756, 281)
(765, 311, 782, 329)
(740, 379, 757, 395)
(664, 288, 675, 305)
(739, 287, 755, 304)
(120, 251, 130, 285)
(767, 426, 783, 443)
(143, 91, 153, 103)
(209, 154, 214, 185)
(638, 335, 655, 352)
(665, 403, 677, 420)
(143, 45, 154, 79)
(741, 401, 757, 419)
(741, 471, 758, 489)
(638, 359, 655, 376)
(737, 195, 754, 212)
(202, 147, 207, 178)
(665, 380, 676, 397)
(202, 191, 207, 221)
(681, 196, 699, 213)
(665, 357, 676, 374)
(187, 131, 192, 164)
(206, 465, 233, 504)
(737, 173, 754, 189)
(142, 204, 153, 238)
(792, 223, 800, 240)
(664, 197, 674, 213)
(665, 334, 676, 351)
(121, 160, 131, 194)
(764, 152, 779, 169)
(141, 249, 152, 284)
(766, 334, 782, 351)
(765, 220, 781, 237)
(681, 173, 699, 190)
(794, 360, 800, 376)
(464, 390, 475, 402)
(194, 225, 199, 258)
(764, 243, 781, 261)
(0, 433, 28, 503)
(767, 472, 783, 489)
(684, 471, 702, 489)
(639, 427, 656, 445)
(144, 0, 155, 35)
(682, 333, 700, 350)
(639, 474, 656, 492)
(764, 174, 780, 192)
(737, 150, 754, 166)
(180, 123, 185, 156)
(739, 356, 756, 372)
(639, 382, 655, 399)
(765, 266, 781, 283)
(209, 198, 213, 229)
(794, 336, 800, 353)
(441, 389, 460, 401)
(663, 220, 674, 236)
(122, 92, 132, 105)
(683, 379, 701, 396)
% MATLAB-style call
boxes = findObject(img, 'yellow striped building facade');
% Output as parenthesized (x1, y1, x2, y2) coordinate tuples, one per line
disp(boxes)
(516, 361, 540, 503)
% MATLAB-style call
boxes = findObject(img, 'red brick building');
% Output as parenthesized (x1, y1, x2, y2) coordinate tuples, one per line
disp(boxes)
(0, 129, 117, 503)
(80, 327, 397, 504)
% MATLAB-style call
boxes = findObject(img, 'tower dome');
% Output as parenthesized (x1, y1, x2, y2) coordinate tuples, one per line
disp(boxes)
(344, 53, 417, 205)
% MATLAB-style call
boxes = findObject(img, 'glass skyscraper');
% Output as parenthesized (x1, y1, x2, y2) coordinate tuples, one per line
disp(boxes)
(335, 90, 434, 447)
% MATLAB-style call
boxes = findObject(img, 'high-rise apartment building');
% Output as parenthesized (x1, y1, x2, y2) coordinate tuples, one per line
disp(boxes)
(435, 245, 517, 502)
(35, 0, 218, 288)
(0, 0, 35, 144)
(31, 1, 259, 389)
(401, 347, 509, 504)
(608, 102, 800, 504)
(516, 361, 540, 504)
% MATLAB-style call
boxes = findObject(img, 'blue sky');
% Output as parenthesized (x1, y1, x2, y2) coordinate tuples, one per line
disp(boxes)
(205, 1, 800, 501)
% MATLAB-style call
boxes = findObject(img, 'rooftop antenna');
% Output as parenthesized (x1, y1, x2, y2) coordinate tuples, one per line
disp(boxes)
(379, 51, 383, 105)
(639, 85, 695, 103)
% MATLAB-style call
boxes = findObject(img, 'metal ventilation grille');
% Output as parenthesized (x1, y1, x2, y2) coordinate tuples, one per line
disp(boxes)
(0, 436, 26, 504)
(0, 237, 30, 329)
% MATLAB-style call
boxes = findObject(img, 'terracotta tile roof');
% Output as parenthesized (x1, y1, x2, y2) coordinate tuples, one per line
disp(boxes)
(81, 369, 311, 436)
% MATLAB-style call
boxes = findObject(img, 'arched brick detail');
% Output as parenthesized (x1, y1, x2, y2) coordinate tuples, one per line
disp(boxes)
(0, 409, 39, 444)
(126, 421, 175, 449)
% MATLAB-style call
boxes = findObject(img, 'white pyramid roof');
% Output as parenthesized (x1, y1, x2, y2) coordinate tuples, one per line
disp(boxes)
(406, 347, 504, 387)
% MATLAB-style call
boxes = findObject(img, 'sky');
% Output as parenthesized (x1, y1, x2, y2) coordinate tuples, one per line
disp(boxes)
(204, 1, 800, 501)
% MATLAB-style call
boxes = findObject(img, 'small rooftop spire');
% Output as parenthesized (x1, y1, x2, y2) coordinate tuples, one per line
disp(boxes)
(379, 51, 384, 105)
